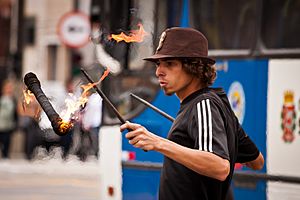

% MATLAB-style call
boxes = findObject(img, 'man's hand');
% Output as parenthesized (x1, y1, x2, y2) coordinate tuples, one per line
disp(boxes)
(120, 121, 161, 151)
(244, 152, 264, 170)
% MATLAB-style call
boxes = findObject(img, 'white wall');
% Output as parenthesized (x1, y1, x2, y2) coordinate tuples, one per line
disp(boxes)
(267, 59, 300, 199)
(99, 126, 122, 200)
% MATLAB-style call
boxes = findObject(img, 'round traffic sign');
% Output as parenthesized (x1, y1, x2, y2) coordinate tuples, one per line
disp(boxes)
(57, 11, 91, 48)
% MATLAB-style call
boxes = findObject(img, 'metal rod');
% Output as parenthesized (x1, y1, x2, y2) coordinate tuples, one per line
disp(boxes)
(81, 69, 148, 152)
(233, 171, 300, 184)
(80, 68, 126, 124)
(130, 93, 175, 122)
(122, 160, 300, 184)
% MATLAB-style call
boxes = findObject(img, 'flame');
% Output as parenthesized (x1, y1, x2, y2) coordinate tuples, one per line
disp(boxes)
(23, 89, 34, 105)
(110, 23, 147, 43)
(22, 89, 36, 112)
(58, 119, 73, 135)
(60, 68, 110, 122)
(21, 69, 110, 135)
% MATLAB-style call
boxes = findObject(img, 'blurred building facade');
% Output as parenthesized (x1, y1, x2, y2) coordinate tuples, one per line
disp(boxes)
(0, 0, 16, 82)
(0, 0, 96, 158)
(0, 0, 94, 83)
(22, 0, 90, 83)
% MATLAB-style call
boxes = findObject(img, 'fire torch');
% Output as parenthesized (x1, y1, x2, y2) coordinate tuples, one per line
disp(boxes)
(24, 72, 73, 136)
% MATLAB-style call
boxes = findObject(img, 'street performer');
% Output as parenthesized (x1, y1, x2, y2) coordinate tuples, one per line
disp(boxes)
(120, 27, 264, 200)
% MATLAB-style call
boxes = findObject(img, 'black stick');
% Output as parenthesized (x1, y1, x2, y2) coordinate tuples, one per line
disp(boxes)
(80, 69, 148, 152)
(80, 68, 126, 124)
(130, 93, 175, 122)
(24, 72, 72, 136)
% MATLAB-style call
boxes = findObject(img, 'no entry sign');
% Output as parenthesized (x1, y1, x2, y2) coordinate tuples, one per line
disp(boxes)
(57, 11, 91, 48)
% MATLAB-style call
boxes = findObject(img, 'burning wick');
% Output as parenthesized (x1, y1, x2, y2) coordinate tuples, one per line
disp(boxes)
(24, 72, 73, 136)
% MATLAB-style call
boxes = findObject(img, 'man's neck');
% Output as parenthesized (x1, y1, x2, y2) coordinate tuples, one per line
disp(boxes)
(177, 77, 204, 102)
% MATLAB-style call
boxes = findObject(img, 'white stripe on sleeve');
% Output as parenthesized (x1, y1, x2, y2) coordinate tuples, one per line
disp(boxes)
(206, 99, 213, 152)
(201, 100, 208, 151)
(197, 102, 202, 151)
(197, 99, 213, 152)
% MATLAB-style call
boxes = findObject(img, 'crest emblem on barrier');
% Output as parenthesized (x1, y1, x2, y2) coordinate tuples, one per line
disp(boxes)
(281, 91, 296, 142)
(228, 81, 245, 124)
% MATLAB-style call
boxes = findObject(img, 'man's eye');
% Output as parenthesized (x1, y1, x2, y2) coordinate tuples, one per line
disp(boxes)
(166, 61, 173, 66)
(155, 61, 160, 66)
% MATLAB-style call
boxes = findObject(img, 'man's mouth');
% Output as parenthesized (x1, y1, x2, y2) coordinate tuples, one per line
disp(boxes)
(159, 81, 168, 87)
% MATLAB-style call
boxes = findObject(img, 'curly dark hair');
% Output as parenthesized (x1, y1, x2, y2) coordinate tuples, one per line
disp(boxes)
(181, 58, 217, 87)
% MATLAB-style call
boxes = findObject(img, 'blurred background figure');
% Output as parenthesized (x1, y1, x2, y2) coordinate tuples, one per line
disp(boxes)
(17, 87, 42, 160)
(0, 79, 18, 159)
(58, 78, 78, 159)
(77, 90, 102, 161)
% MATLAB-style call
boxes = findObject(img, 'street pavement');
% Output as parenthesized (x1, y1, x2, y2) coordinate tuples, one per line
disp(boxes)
(0, 149, 102, 200)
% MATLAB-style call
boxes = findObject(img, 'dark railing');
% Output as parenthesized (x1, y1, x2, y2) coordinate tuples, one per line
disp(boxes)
(122, 161, 300, 184)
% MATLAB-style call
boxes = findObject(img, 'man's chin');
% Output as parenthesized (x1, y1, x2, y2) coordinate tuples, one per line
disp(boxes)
(162, 89, 174, 96)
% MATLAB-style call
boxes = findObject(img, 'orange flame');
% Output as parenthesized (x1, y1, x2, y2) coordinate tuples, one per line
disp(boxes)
(58, 119, 73, 134)
(110, 23, 147, 43)
(22, 89, 36, 112)
(22, 88, 35, 111)
(23, 89, 34, 105)
(60, 68, 110, 122)
(22, 70, 110, 134)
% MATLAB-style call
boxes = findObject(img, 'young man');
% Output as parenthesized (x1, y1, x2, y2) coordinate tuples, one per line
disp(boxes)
(120, 27, 264, 200)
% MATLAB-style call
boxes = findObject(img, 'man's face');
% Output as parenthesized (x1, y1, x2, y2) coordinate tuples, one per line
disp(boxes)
(3, 81, 13, 96)
(155, 59, 194, 99)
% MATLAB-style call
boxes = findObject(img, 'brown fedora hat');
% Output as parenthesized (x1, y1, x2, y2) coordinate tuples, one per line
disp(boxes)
(144, 27, 215, 65)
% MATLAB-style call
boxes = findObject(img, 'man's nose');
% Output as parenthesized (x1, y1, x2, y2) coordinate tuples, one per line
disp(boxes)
(155, 64, 165, 77)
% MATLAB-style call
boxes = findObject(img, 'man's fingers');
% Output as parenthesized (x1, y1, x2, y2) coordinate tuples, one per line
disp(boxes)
(128, 136, 139, 145)
(126, 122, 143, 130)
(120, 122, 150, 151)
(120, 121, 142, 132)
(129, 137, 148, 150)
(126, 129, 145, 144)
(120, 122, 129, 132)
(125, 127, 143, 139)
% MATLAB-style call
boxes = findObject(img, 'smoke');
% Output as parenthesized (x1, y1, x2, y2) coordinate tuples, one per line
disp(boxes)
(94, 44, 121, 75)
(90, 29, 121, 75)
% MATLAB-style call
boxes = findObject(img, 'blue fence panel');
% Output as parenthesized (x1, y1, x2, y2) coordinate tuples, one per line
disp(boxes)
(214, 59, 268, 200)
(122, 91, 179, 200)
(122, 168, 160, 200)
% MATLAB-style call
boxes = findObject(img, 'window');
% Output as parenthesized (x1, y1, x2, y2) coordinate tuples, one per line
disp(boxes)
(190, 0, 258, 50)
(261, 0, 300, 49)
(47, 45, 57, 80)
(23, 17, 35, 46)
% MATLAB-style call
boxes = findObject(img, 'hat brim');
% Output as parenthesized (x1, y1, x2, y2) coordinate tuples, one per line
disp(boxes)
(143, 54, 216, 65)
